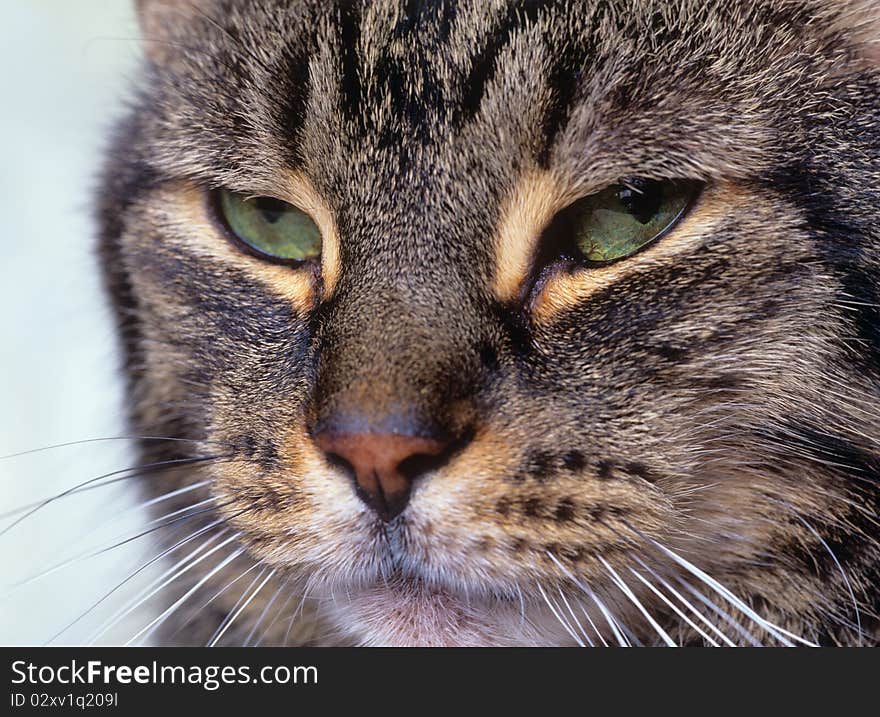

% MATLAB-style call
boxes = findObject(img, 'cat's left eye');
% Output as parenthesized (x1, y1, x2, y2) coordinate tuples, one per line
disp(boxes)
(212, 189, 322, 263)
(554, 178, 702, 265)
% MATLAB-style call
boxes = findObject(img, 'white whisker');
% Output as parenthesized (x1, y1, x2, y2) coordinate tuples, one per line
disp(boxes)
(46, 519, 223, 645)
(589, 591, 630, 647)
(205, 566, 267, 646)
(545, 551, 627, 646)
(557, 587, 594, 647)
(650, 538, 817, 646)
(575, 597, 607, 646)
(626, 560, 719, 646)
(87, 527, 233, 645)
(8, 502, 229, 594)
(125, 546, 246, 646)
(599, 556, 677, 647)
(630, 555, 736, 646)
(208, 568, 276, 647)
(535, 582, 585, 647)
(168, 561, 265, 643)
(249, 575, 295, 647)
(677, 579, 762, 646)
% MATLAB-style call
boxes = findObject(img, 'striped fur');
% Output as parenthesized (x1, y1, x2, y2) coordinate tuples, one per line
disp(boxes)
(98, 0, 880, 645)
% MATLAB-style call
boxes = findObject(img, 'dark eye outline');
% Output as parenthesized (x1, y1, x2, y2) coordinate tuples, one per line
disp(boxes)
(521, 178, 704, 306)
(206, 188, 322, 267)
(523, 178, 700, 290)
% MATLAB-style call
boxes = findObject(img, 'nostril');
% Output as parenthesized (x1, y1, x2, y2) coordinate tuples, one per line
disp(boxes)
(396, 450, 448, 484)
(324, 451, 356, 481)
(313, 426, 473, 521)
(396, 429, 473, 482)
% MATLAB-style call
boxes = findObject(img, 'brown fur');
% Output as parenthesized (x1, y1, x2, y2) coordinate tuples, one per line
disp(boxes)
(97, 0, 880, 645)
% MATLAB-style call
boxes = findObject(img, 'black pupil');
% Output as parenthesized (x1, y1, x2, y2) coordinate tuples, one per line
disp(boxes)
(253, 196, 288, 224)
(617, 180, 663, 224)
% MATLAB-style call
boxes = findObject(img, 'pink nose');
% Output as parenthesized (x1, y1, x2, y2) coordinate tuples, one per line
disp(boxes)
(314, 431, 450, 521)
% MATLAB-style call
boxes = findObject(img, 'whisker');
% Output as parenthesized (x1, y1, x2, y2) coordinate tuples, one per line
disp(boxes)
(514, 583, 528, 633)
(589, 591, 630, 647)
(87, 528, 234, 645)
(676, 579, 762, 646)
(68, 481, 214, 550)
(629, 555, 736, 646)
(125, 546, 247, 646)
(143, 497, 217, 527)
(169, 561, 264, 642)
(118, 479, 213, 515)
(598, 556, 677, 647)
(619, 520, 818, 646)
(208, 568, 276, 647)
(45, 519, 225, 645)
(557, 587, 594, 647)
(0, 477, 212, 522)
(283, 586, 313, 646)
(206, 567, 267, 647)
(575, 597, 608, 647)
(6, 500, 235, 593)
(0, 455, 231, 535)
(535, 582, 585, 647)
(648, 536, 816, 646)
(626, 559, 720, 646)
(0, 436, 242, 461)
(244, 575, 290, 647)
(544, 551, 627, 646)
(254, 577, 298, 647)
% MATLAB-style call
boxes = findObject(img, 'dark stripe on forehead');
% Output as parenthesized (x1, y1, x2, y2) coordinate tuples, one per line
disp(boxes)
(327, 0, 595, 159)
(371, 10, 451, 143)
(455, 0, 557, 126)
(538, 32, 595, 166)
(278, 47, 313, 163)
(336, 1, 364, 125)
(397, 0, 457, 39)
(334, 0, 458, 147)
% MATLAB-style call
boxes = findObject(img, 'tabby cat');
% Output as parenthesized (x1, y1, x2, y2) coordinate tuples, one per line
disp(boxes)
(96, 0, 880, 645)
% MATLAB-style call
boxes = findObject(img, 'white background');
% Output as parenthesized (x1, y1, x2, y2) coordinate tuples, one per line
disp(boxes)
(0, 1, 158, 645)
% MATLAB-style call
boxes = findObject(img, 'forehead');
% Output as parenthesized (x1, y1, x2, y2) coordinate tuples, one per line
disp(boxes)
(143, 0, 843, 203)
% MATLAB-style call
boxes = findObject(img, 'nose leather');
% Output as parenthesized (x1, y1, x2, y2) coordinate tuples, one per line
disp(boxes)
(315, 431, 449, 521)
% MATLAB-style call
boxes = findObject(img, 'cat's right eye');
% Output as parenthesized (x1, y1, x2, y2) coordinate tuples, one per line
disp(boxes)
(547, 178, 702, 267)
(212, 189, 322, 264)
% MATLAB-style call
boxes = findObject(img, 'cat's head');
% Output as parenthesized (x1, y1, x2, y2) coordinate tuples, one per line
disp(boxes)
(100, 0, 880, 645)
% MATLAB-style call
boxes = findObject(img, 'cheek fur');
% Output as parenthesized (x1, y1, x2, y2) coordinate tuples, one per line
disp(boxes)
(96, 0, 880, 646)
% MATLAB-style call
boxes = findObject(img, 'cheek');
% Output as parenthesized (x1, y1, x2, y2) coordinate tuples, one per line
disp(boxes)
(526, 184, 824, 410)
(528, 181, 803, 325)
(124, 194, 321, 392)
(208, 416, 369, 566)
(123, 183, 319, 338)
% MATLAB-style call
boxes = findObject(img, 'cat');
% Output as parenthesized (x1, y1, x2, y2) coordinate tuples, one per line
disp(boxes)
(95, 0, 880, 645)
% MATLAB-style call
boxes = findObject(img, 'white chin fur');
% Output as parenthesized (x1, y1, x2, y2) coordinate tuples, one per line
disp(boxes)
(321, 581, 572, 647)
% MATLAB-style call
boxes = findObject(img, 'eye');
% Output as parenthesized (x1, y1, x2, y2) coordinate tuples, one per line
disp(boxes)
(212, 189, 322, 263)
(554, 178, 701, 265)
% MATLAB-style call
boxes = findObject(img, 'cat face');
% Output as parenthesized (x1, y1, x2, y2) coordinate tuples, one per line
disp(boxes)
(100, 0, 880, 645)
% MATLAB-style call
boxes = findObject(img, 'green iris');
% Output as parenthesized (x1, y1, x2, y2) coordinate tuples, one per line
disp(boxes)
(565, 179, 699, 264)
(217, 190, 322, 262)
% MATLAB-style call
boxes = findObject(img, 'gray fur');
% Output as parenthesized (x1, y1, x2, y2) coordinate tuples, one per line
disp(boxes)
(97, 0, 880, 645)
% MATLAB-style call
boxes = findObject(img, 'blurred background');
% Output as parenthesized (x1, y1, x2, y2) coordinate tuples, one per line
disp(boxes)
(0, 1, 157, 644)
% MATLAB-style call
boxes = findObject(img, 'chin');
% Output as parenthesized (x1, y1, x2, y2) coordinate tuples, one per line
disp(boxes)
(318, 579, 571, 647)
